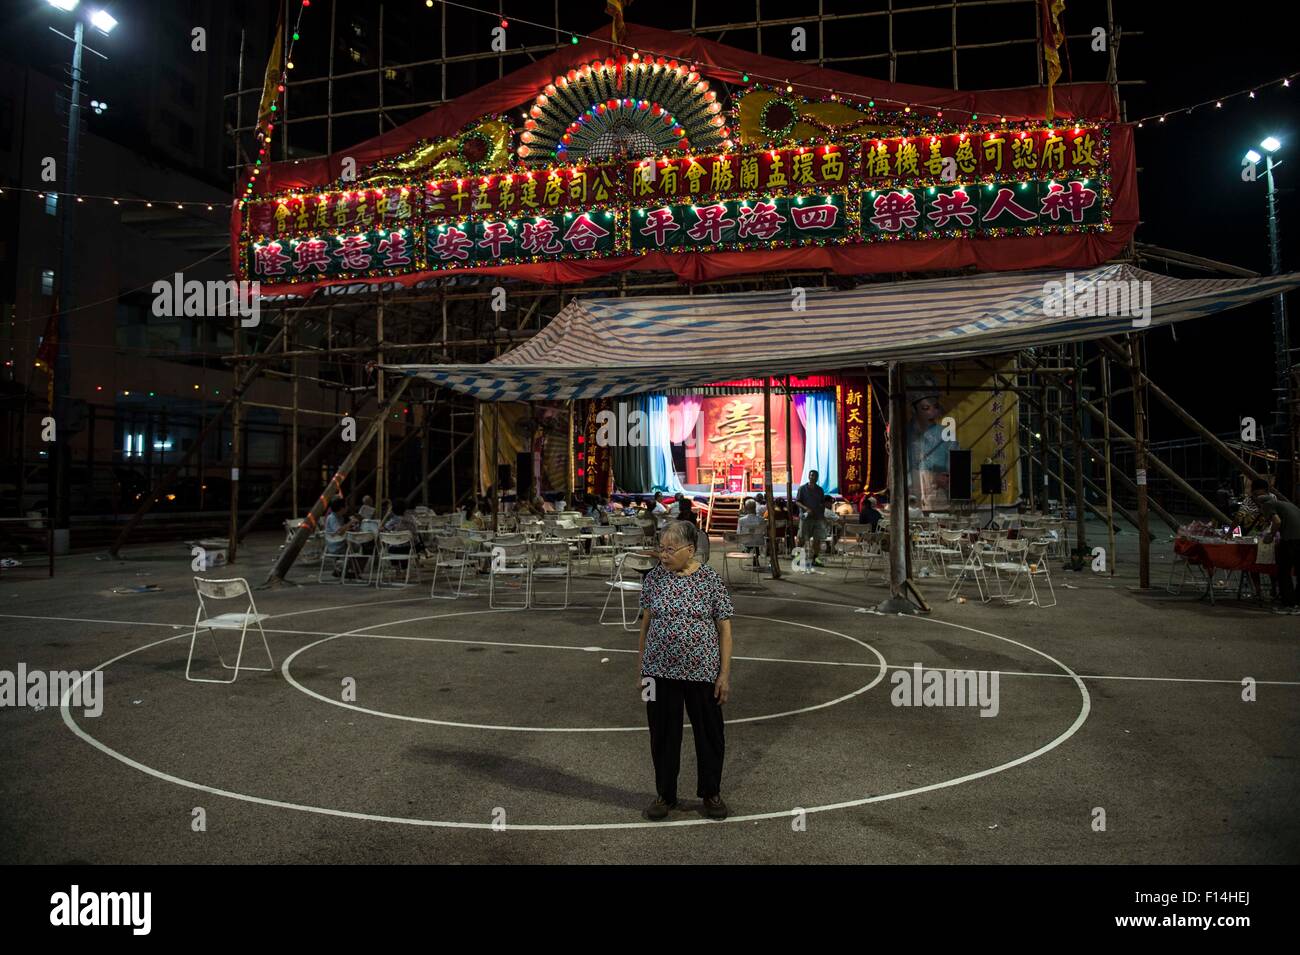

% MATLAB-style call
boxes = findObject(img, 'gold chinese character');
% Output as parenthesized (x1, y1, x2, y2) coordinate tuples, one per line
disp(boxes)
(519, 177, 540, 209)
(294, 201, 309, 230)
(1070, 132, 1099, 168)
(685, 159, 707, 193)
(710, 157, 734, 192)
(863, 143, 890, 178)
(983, 135, 1006, 172)
(632, 165, 654, 198)
(820, 148, 844, 181)
(955, 138, 976, 174)
(925, 140, 945, 176)
(449, 183, 470, 214)
(660, 165, 679, 195)
(313, 196, 330, 229)
(1041, 133, 1065, 170)
(740, 156, 759, 190)
(569, 168, 590, 202)
(893, 140, 919, 177)
(765, 153, 787, 189)
(544, 173, 564, 207)
(1011, 136, 1038, 170)
(274, 203, 290, 232)
(792, 151, 816, 185)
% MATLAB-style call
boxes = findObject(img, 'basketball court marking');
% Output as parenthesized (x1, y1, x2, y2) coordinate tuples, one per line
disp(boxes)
(277, 610, 888, 731)
(57, 596, 1093, 830)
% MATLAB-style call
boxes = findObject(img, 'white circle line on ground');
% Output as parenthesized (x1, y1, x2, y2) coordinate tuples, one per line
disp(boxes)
(9, 609, 1298, 685)
(277, 611, 887, 731)
(61, 596, 1091, 830)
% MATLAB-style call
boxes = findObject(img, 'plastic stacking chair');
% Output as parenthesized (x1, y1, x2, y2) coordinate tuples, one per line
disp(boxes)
(372, 531, 419, 587)
(600, 552, 657, 630)
(527, 540, 572, 610)
(186, 577, 274, 684)
(488, 541, 531, 609)
(430, 535, 475, 599)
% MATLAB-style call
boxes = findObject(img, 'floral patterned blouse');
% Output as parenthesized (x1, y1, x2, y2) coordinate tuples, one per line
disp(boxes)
(639, 562, 735, 683)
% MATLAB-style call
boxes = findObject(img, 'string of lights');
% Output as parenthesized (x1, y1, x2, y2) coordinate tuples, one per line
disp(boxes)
(244, 0, 314, 197)
(0, 183, 230, 210)
(1131, 71, 1296, 128)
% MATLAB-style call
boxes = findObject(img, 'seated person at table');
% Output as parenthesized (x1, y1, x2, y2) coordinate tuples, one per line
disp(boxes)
(324, 498, 352, 551)
(753, 493, 767, 517)
(649, 491, 668, 517)
(736, 499, 766, 568)
(1253, 479, 1300, 614)
(858, 495, 884, 530)
(382, 500, 422, 558)
(907, 496, 925, 521)
(357, 495, 377, 520)
(461, 500, 487, 531)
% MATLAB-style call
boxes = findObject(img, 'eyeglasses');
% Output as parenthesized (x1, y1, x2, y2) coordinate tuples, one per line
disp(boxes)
(657, 543, 692, 556)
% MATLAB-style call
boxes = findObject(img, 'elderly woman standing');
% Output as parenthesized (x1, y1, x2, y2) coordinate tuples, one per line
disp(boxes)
(637, 520, 735, 820)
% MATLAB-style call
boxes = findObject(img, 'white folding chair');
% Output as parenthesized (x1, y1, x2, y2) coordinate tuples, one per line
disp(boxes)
(527, 540, 572, 610)
(372, 531, 419, 587)
(186, 577, 274, 684)
(489, 541, 531, 610)
(988, 537, 1033, 603)
(934, 530, 965, 578)
(947, 534, 991, 602)
(317, 531, 348, 582)
(430, 535, 475, 599)
(340, 530, 376, 585)
(600, 552, 656, 630)
(1024, 540, 1058, 608)
(724, 528, 767, 587)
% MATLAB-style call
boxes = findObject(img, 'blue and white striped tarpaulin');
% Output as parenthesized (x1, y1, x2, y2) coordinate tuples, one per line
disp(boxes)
(384, 265, 1300, 401)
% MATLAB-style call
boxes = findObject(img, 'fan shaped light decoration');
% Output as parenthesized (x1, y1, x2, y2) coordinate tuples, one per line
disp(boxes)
(519, 55, 729, 166)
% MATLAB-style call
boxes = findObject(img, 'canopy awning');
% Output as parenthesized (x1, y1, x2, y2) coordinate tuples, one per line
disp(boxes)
(384, 265, 1300, 401)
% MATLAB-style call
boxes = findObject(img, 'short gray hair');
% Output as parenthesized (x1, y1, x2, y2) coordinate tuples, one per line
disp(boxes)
(661, 520, 698, 551)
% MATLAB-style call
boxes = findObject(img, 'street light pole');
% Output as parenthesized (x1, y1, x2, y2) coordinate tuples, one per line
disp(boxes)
(51, 16, 83, 550)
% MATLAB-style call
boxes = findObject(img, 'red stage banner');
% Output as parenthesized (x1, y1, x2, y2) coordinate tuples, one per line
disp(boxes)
(837, 377, 873, 499)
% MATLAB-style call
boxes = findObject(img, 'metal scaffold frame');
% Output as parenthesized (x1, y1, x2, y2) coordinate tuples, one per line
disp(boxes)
(190, 1, 1290, 595)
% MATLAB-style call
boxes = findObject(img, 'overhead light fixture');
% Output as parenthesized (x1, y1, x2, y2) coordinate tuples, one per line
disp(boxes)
(1260, 136, 1281, 153)
(89, 8, 117, 32)
(46, 0, 79, 11)
(1244, 149, 1262, 164)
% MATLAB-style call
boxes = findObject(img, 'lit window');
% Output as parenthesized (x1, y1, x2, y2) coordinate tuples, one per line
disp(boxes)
(45, 193, 58, 216)
(41, 269, 54, 296)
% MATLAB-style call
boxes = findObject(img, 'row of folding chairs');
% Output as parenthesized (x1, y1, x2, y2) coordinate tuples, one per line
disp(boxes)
(317, 529, 422, 587)
(428, 535, 573, 609)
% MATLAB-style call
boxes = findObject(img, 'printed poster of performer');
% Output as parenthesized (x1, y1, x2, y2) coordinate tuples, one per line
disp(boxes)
(906, 372, 960, 510)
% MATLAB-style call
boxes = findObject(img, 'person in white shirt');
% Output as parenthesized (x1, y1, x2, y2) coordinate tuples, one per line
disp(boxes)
(357, 495, 376, 520)
(736, 499, 766, 568)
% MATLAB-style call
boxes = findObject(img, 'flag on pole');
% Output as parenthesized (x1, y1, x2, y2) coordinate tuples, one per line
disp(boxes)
(256, 6, 286, 129)
(1040, 0, 1067, 120)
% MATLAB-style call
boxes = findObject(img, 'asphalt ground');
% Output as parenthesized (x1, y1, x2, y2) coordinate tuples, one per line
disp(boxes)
(0, 518, 1296, 864)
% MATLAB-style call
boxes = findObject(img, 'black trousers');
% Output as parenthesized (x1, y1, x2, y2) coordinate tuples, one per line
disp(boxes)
(645, 676, 725, 803)
(1277, 539, 1299, 607)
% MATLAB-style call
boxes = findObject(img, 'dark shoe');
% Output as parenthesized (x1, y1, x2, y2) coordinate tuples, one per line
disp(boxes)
(644, 797, 677, 820)
(702, 794, 729, 819)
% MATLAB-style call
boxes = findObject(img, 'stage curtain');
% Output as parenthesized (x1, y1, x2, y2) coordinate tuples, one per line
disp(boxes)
(796, 392, 840, 494)
(612, 396, 653, 493)
(648, 394, 688, 495)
